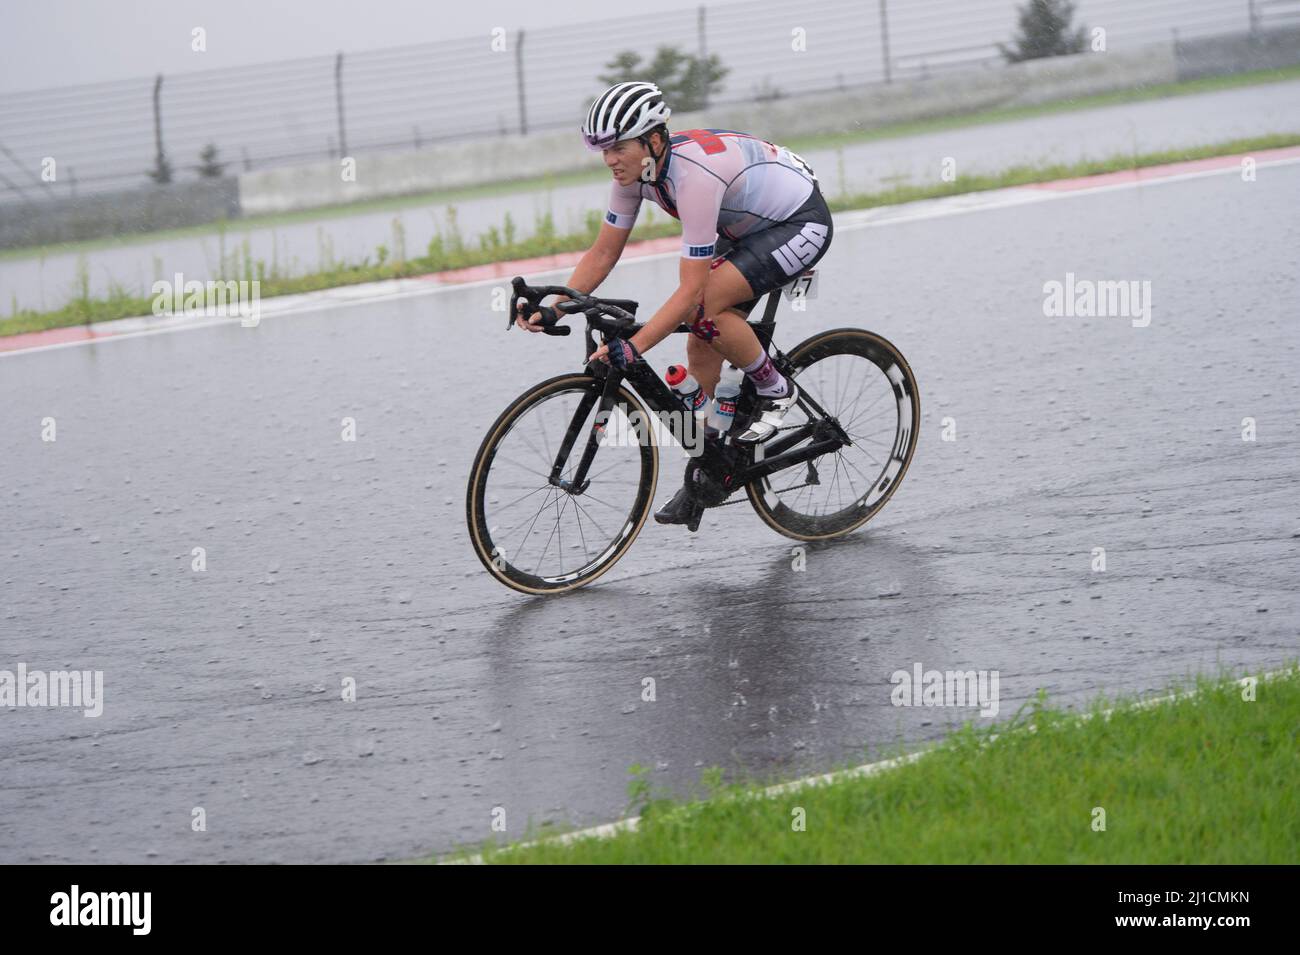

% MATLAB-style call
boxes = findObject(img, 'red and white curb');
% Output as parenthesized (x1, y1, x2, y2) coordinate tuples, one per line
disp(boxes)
(4, 145, 1298, 360)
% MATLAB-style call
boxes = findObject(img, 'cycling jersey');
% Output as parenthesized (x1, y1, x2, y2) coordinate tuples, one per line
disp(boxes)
(603, 128, 818, 260)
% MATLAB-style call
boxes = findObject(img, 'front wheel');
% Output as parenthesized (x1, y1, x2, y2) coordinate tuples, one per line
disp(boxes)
(466, 373, 659, 594)
(746, 328, 919, 540)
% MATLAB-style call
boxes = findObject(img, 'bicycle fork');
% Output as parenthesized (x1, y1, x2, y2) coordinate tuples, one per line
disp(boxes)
(546, 362, 718, 496)
(546, 364, 654, 496)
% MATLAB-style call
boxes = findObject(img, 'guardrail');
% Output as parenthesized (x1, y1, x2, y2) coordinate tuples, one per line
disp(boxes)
(0, 0, 1282, 208)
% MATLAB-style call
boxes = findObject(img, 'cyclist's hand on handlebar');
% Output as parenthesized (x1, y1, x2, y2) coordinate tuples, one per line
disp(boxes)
(588, 337, 641, 369)
(514, 300, 554, 333)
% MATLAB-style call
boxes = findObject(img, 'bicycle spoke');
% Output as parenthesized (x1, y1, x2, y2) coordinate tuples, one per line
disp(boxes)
(538, 402, 557, 472)
(477, 383, 649, 585)
(840, 384, 891, 433)
(531, 495, 560, 576)
(571, 495, 593, 564)
(511, 486, 559, 568)
(838, 451, 880, 491)
(514, 428, 553, 474)
(570, 495, 617, 543)
(493, 482, 554, 514)
(836, 365, 872, 423)
(492, 454, 553, 482)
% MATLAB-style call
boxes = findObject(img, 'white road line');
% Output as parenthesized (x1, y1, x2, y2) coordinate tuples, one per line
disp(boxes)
(5, 153, 1298, 363)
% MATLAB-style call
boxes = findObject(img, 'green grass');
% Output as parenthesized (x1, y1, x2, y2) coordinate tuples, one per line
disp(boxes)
(441, 666, 1299, 864)
(4, 61, 1298, 266)
(3, 130, 1298, 339)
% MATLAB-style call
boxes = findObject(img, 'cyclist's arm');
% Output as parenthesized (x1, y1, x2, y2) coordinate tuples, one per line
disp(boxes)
(628, 257, 709, 353)
(517, 221, 632, 331)
(553, 220, 632, 305)
(545, 177, 643, 313)
(628, 169, 724, 353)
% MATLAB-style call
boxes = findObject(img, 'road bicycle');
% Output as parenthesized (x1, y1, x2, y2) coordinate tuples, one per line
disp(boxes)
(466, 274, 919, 594)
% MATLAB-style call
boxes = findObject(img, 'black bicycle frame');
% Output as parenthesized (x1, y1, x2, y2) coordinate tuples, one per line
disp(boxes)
(545, 286, 850, 499)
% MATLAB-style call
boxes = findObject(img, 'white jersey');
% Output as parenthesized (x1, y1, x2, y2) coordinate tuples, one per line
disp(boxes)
(604, 128, 817, 259)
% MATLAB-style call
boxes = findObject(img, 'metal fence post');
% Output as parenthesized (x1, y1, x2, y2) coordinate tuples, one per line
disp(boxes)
(1247, 0, 1259, 35)
(698, 5, 709, 108)
(879, 0, 892, 84)
(515, 30, 528, 135)
(152, 74, 167, 182)
(334, 52, 348, 158)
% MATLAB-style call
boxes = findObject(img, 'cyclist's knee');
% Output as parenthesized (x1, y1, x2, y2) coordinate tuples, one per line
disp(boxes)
(689, 303, 744, 343)
(688, 302, 720, 342)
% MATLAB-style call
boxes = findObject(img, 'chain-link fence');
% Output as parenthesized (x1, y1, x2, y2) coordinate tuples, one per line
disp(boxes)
(0, 0, 1294, 205)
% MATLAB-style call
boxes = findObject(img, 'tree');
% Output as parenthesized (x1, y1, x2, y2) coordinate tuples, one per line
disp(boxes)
(197, 143, 226, 178)
(999, 0, 1087, 63)
(597, 45, 729, 112)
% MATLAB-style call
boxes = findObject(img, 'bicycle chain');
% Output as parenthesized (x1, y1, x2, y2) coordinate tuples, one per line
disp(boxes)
(715, 478, 821, 506)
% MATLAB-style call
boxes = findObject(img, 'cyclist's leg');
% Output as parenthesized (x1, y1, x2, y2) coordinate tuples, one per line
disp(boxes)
(688, 259, 758, 395)
(690, 184, 835, 388)
(722, 186, 834, 317)
(686, 330, 725, 397)
(701, 263, 767, 367)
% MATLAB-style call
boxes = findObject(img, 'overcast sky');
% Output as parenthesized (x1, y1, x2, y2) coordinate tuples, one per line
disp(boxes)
(0, 0, 712, 94)
(1, 0, 1245, 96)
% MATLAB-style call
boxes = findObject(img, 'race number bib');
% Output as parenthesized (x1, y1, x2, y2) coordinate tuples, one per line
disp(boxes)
(782, 269, 819, 300)
(786, 148, 817, 181)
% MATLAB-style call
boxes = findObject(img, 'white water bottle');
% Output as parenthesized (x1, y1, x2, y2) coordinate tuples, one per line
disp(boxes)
(707, 366, 743, 437)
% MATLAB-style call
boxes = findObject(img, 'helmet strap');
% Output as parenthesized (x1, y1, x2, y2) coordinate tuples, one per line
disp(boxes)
(639, 131, 668, 182)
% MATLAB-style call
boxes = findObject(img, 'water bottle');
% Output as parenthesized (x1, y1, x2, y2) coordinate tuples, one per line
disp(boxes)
(707, 366, 743, 438)
(665, 365, 709, 419)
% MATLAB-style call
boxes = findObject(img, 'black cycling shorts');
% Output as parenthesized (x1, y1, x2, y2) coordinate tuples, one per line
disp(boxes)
(708, 183, 833, 320)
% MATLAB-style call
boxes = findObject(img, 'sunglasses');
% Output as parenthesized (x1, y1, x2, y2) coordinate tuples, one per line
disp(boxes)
(582, 129, 620, 152)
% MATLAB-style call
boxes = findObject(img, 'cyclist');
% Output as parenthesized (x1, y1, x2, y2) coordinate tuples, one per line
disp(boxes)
(515, 80, 834, 526)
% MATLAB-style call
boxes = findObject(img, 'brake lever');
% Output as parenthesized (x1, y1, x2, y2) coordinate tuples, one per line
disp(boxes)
(511, 298, 554, 331)
(507, 276, 541, 331)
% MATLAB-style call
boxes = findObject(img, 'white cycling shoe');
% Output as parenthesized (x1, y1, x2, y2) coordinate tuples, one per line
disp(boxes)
(735, 382, 799, 444)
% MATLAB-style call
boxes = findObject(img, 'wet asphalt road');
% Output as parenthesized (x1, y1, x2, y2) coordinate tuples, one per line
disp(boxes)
(1, 163, 1297, 863)
(3, 78, 1298, 311)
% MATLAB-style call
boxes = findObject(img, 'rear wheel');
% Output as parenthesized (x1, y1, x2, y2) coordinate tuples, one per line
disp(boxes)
(746, 328, 919, 540)
(467, 373, 658, 594)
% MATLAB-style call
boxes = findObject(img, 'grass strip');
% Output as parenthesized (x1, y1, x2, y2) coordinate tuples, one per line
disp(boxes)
(3, 131, 1298, 338)
(443, 666, 1298, 864)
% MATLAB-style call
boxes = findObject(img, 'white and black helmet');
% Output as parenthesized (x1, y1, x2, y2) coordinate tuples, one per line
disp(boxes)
(581, 81, 672, 152)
